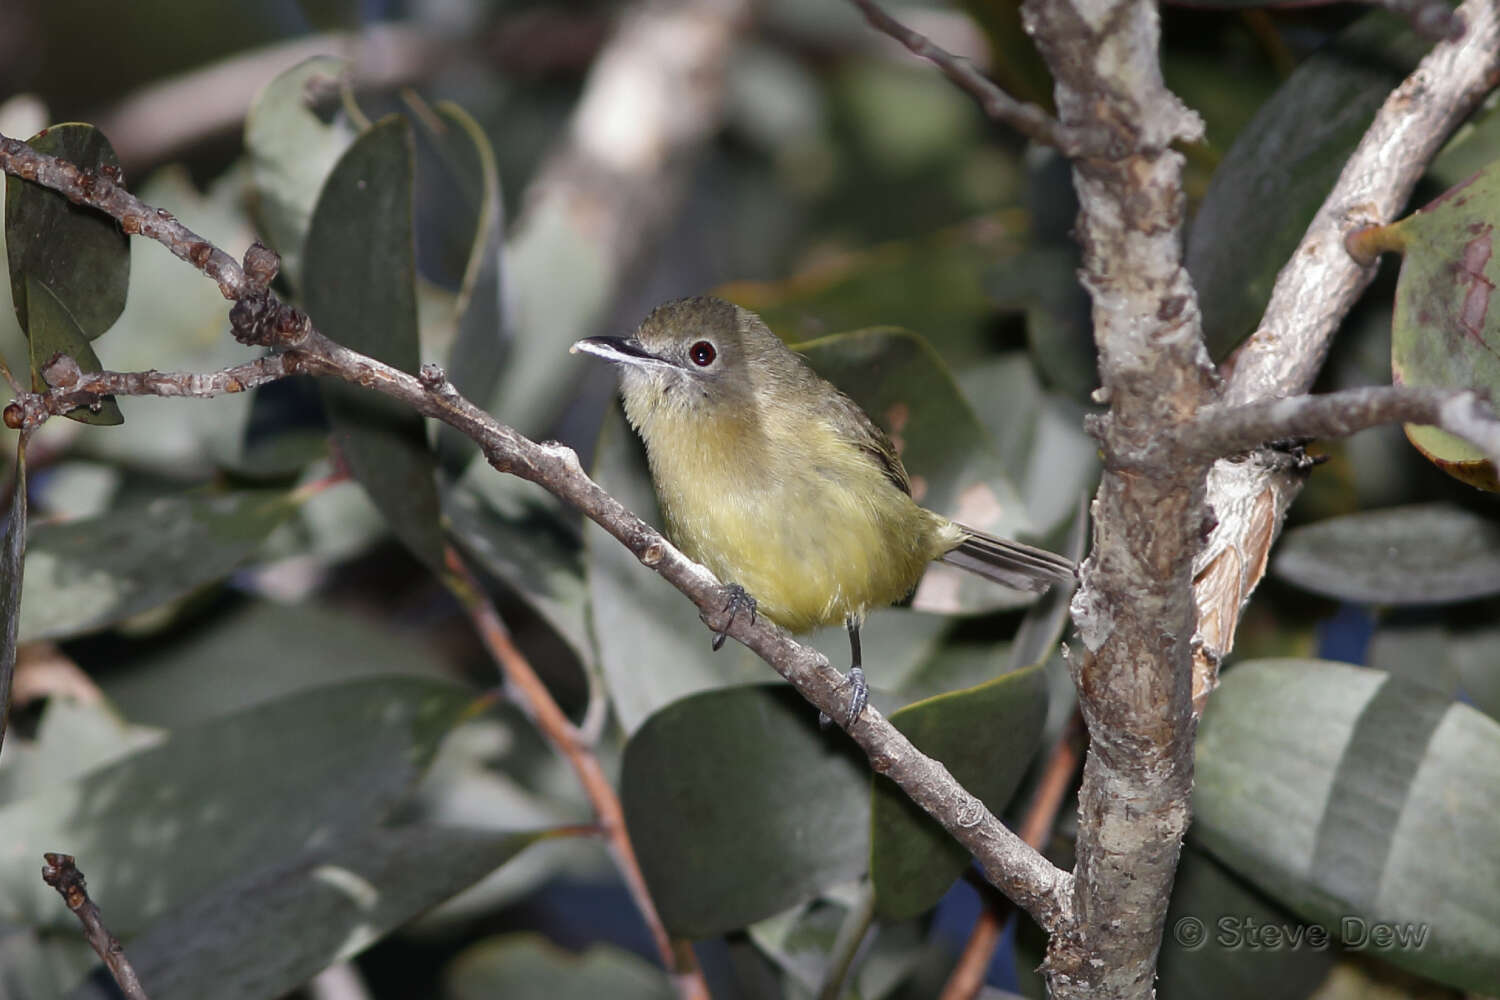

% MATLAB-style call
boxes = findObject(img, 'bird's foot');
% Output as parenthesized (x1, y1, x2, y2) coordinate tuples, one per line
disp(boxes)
(711, 583, 757, 651)
(819, 665, 868, 731)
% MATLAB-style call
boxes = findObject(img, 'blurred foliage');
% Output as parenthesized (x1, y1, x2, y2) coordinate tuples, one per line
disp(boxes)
(0, 2, 1498, 999)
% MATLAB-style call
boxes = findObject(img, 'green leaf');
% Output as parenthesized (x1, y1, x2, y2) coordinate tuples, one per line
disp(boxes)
(21, 275, 122, 425)
(305, 115, 446, 576)
(1272, 503, 1500, 605)
(0, 695, 162, 807)
(1186, 15, 1422, 358)
(494, 181, 613, 438)
(5, 123, 129, 342)
(0, 675, 472, 934)
(1387, 161, 1500, 490)
(870, 664, 1048, 919)
(18, 488, 299, 641)
(83, 166, 263, 467)
(124, 825, 537, 1000)
(1450, 624, 1500, 723)
(620, 684, 869, 937)
(244, 56, 355, 289)
(986, 246, 1095, 400)
(1157, 846, 1335, 1000)
(0, 444, 25, 752)
(446, 934, 674, 1000)
(0, 928, 93, 1000)
(97, 598, 457, 729)
(430, 101, 507, 478)
(1425, 93, 1500, 193)
(796, 328, 1037, 616)
(444, 472, 593, 672)
(748, 894, 928, 1000)
(1195, 659, 1500, 993)
(724, 216, 1025, 369)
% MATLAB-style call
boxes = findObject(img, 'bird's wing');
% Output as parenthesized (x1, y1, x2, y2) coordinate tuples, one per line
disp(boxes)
(823, 386, 912, 497)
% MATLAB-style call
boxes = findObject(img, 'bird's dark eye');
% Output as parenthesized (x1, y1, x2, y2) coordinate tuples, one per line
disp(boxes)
(689, 340, 716, 366)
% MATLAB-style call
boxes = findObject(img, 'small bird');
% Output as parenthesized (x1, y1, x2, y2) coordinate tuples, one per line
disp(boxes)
(573, 296, 1075, 727)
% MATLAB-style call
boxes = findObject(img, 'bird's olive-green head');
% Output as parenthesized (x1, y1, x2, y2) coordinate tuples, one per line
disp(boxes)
(571, 295, 804, 430)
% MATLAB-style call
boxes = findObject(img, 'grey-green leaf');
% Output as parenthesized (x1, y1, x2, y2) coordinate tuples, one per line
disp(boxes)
(98, 598, 458, 729)
(446, 934, 674, 1000)
(1272, 503, 1500, 605)
(5, 123, 129, 342)
(117, 825, 537, 1000)
(1157, 846, 1335, 1000)
(23, 275, 123, 425)
(1185, 15, 1422, 358)
(432, 101, 507, 478)
(444, 472, 592, 672)
(305, 115, 446, 576)
(1195, 659, 1500, 993)
(18, 488, 298, 641)
(870, 664, 1048, 919)
(620, 684, 870, 937)
(244, 56, 355, 289)
(0, 675, 472, 935)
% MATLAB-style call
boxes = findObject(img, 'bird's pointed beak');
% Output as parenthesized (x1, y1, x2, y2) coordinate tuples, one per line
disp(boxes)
(570, 336, 677, 370)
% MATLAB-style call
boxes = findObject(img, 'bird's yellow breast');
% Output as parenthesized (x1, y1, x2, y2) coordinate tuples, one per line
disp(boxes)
(630, 395, 954, 632)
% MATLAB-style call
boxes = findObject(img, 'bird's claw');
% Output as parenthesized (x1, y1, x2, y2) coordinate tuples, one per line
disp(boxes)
(819, 665, 868, 730)
(711, 583, 757, 651)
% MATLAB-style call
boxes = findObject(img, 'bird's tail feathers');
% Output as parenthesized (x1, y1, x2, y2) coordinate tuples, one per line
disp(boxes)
(939, 523, 1076, 592)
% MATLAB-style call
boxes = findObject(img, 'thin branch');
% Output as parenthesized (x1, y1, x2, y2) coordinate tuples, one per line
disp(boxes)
(41, 853, 150, 1000)
(442, 548, 708, 997)
(0, 132, 1074, 935)
(0, 134, 254, 301)
(844, 0, 1095, 154)
(939, 899, 1005, 1000)
(1225, 0, 1500, 407)
(1194, 0, 1500, 686)
(3, 353, 296, 431)
(1176, 385, 1500, 467)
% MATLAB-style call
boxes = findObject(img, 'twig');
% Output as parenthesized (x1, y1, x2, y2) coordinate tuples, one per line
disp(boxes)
(41, 853, 150, 1000)
(1173, 385, 1500, 468)
(442, 548, 709, 998)
(939, 896, 1006, 1000)
(3, 353, 296, 431)
(843, 0, 1096, 155)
